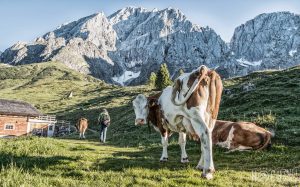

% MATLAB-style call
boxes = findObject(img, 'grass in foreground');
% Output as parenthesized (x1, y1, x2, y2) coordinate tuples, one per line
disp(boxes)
(0, 137, 299, 187)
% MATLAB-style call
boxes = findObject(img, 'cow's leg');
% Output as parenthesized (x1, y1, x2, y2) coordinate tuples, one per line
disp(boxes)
(160, 133, 168, 162)
(200, 128, 215, 179)
(196, 144, 205, 170)
(178, 132, 189, 163)
(79, 132, 82, 139)
(83, 129, 86, 139)
(190, 118, 214, 179)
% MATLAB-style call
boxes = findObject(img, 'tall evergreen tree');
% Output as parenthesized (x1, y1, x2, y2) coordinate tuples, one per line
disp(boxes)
(148, 72, 157, 88)
(155, 63, 172, 90)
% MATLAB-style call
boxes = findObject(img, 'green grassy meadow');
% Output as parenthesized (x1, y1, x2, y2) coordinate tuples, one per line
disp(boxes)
(0, 62, 299, 186)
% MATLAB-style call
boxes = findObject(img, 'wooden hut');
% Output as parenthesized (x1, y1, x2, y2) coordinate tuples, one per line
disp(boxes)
(0, 99, 56, 137)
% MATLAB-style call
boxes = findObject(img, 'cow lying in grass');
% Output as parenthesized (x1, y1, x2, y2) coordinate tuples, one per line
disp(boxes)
(133, 94, 272, 156)
(213, 120, 272, 151)
(76, 117, 88, 139)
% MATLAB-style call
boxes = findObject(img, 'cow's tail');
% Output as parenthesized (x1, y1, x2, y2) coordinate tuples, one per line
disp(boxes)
(258, 131, 272, 150)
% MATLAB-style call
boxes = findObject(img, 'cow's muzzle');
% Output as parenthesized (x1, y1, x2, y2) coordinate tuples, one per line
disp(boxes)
(135, 119, 146, 125)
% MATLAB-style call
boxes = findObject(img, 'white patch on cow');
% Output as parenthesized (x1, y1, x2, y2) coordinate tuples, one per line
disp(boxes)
(160, 134, 168, 161)
(226, 145, 253, 153)
(178, 132, 189, 163)
(216, 126, 235, 149)
(132, 94, 149, 125)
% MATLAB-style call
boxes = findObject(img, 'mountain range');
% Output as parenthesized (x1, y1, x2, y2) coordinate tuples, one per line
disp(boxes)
(1, 7, 299, 85)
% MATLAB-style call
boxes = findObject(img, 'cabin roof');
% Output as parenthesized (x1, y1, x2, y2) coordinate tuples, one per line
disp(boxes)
(0, 99, 42, 117)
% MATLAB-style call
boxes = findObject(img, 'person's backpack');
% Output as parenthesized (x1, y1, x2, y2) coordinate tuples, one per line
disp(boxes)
(101, 114, 110, 126)
(102, 119, 110, 126)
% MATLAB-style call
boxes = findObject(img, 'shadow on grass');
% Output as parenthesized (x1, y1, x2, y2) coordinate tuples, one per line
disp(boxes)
(91, 142, 300, 173)
(0, 152, 78, 171)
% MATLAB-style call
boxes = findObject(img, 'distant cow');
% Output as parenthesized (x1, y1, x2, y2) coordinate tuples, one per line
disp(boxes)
(213, 120, 272, 151)
(76, 118, 88, 139)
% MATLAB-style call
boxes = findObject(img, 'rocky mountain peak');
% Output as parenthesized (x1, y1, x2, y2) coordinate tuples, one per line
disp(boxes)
(230, 11, 300, 74)
(1, 9, 300, 85)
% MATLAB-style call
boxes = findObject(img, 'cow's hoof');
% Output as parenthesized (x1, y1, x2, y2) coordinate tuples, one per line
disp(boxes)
(160, 157, 168, 162)
(201, 172, 213, 180)
(181, 157, 189, 163)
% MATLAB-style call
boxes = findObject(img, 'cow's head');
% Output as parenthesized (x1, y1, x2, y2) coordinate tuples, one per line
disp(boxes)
(132, 94, 149, 125)
(172, 65, 208, 105)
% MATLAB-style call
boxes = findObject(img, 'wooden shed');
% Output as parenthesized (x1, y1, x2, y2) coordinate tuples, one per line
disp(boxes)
(0, 99, 56, 137)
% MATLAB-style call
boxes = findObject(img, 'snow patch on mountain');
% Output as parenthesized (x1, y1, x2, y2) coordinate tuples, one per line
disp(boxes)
(112, 70, 141, 86)
(237, 58, 262, 67)
(289, 49, 297, 57)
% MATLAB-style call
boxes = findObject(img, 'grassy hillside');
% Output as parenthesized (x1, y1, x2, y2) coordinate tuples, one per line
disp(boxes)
(219, 66, 300, 146)
(0, 62, 299, 186)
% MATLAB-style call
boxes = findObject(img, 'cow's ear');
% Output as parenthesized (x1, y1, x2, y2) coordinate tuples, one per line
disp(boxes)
(148, 98, 158, 107)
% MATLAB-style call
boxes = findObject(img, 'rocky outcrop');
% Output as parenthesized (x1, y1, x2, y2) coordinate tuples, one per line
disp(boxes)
(0, 12, 120, 83)
(108, 7, 231, 85)
(0, 7, 231, 85)
(231, 12, 300, 74)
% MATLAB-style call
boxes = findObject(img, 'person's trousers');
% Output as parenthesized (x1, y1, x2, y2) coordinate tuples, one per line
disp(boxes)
(100, 124, 107, 142)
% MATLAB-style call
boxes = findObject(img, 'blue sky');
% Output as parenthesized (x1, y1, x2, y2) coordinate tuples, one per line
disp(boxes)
(0, 0, 300, 51)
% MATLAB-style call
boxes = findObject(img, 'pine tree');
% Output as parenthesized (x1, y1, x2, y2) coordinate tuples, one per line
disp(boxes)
(148, 72, 157, 88)
(155, 63, 172, 90)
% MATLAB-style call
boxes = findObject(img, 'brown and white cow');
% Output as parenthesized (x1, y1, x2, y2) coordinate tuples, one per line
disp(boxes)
(158, 65, 223, 179)
(133, 93, 190, 163)
(213, 120, 272, 151)
(76, 118, 88, 139)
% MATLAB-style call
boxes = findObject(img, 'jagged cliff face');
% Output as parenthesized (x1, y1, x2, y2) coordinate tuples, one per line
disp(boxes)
(0, 7, 230, 85)
(0, 12, 120, 82)
(231, 12, 300, 74)
(108, 7, 230, 85)
(1, 8, 300, 85)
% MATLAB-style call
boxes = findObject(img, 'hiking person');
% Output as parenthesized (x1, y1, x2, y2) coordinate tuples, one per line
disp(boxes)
(98, 108, 110, 143)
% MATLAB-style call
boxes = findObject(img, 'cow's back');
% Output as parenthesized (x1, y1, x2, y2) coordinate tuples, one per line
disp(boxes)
(213, 121, 271, 150)
(79, 118, 88, 132)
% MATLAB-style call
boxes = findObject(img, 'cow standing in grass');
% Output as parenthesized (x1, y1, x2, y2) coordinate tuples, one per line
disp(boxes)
(133, 93, 189, 164)
(134, 65, 223, 179)
(158, 65, 223, 179)
(76, 118, 88, 139)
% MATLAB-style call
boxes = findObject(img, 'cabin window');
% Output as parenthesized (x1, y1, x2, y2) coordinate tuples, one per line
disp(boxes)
(4, 123, 15, 130)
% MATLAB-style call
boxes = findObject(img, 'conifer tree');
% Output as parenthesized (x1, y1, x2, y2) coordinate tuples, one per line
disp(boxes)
(155, 63, 172, 90)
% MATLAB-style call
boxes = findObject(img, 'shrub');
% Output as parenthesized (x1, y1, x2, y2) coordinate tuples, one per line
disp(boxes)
(253, 112, 277, 127)
(148, 72, 157, 88)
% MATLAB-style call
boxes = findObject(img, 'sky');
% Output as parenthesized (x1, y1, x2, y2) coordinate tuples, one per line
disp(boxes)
(0, 0, 300, 51)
